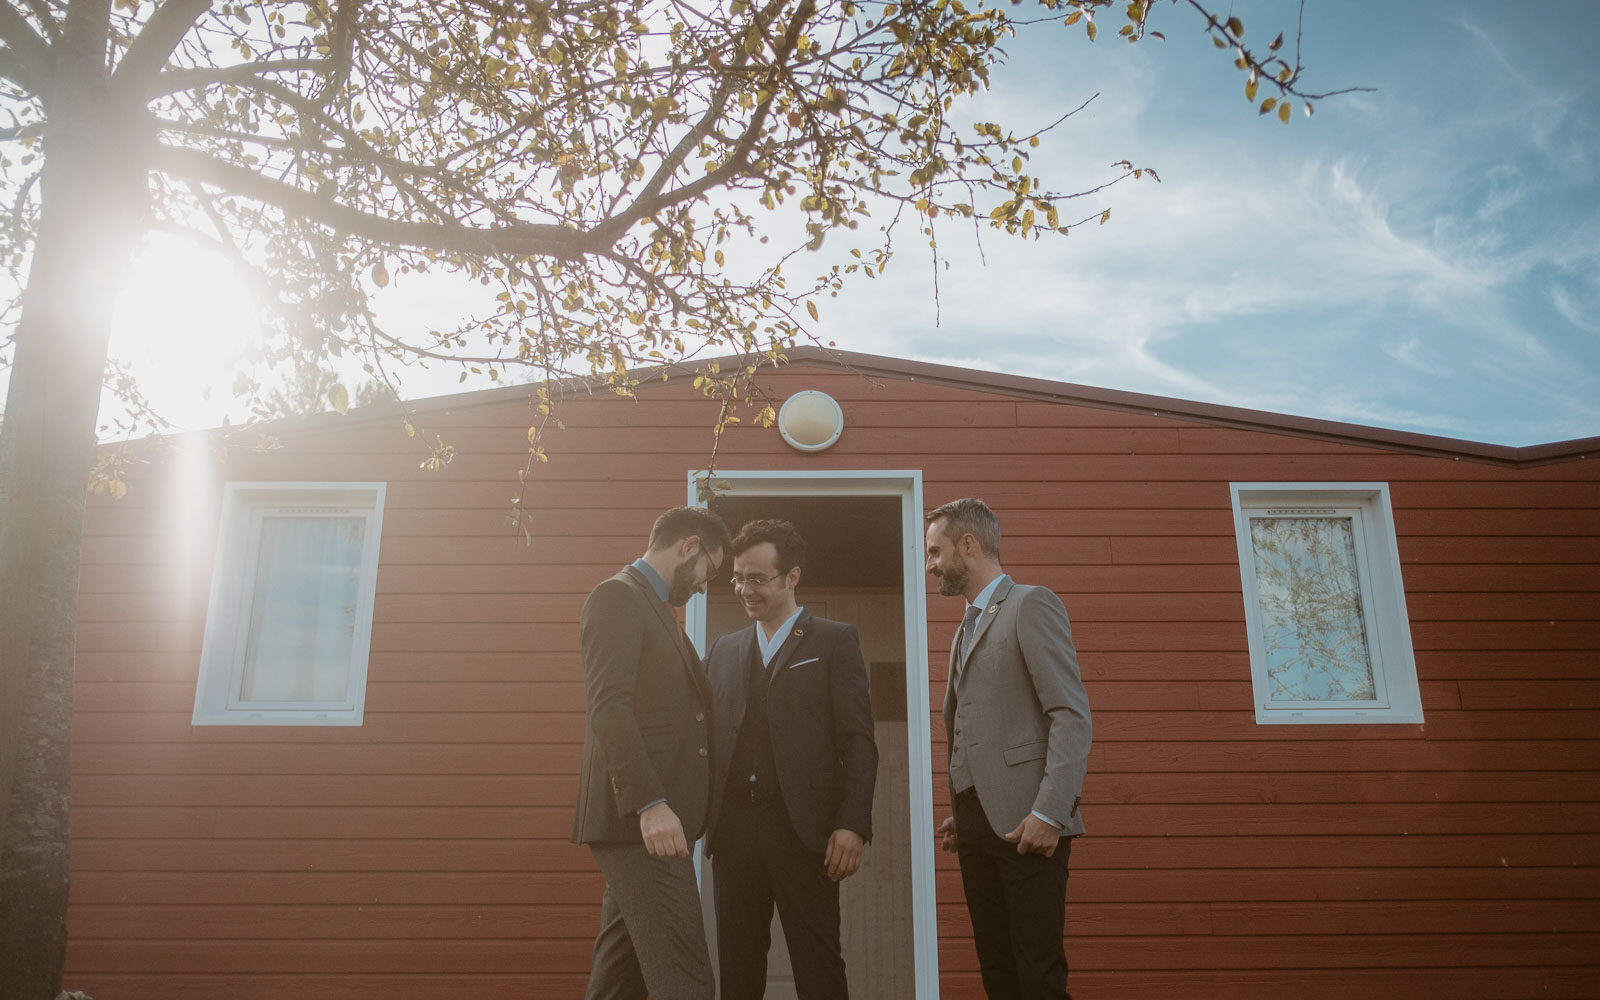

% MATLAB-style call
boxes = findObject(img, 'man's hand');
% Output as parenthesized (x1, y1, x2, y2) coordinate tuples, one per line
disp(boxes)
(1003, 813, 1061, 857)
(639, 801, 689, 859)
(824, 829, 865, 881)
(937, 814, 958, 853)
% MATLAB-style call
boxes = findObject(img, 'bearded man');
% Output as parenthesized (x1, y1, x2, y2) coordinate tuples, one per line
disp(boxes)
(572, 505, 730, 1000)
(926, 498, 1092, 1000)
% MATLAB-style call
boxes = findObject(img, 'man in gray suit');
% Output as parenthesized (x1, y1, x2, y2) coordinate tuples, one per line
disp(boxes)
(926, 498, 1092, 1000)
(571, 505, 730, 1000)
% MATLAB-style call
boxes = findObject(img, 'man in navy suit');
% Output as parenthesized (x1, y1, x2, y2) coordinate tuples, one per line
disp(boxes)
(703, 519, 878, 1000)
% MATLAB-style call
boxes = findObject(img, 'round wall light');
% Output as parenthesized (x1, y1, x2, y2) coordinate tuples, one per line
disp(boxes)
(777, 390, 845, 453)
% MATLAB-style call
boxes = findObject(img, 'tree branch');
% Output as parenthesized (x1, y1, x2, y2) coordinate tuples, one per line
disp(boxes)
(598, 0, 812, 242)
(154, 142, 594, 260)
(310, 0, 363, 109)
(0, 1, 54, 93)
(21, 0, 60, 43)
(111, 0, 209, 89)
(147, 58, 339, 99)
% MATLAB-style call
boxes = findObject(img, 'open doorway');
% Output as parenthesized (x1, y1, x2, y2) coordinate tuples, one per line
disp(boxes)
(686, 471, 937, 999)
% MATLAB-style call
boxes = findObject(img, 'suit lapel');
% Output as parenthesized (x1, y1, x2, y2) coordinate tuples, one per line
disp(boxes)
(765, 609, 813, 686)
(955, 577, 1015, 681)
(622, 565, 710, 703)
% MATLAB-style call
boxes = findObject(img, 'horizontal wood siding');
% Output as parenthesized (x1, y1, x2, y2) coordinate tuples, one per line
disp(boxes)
(67, 366, 1600, 998)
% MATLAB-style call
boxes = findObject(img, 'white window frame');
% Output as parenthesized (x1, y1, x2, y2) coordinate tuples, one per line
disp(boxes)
(192, 482, 386, 726)
(1229, 482, 1422, 725)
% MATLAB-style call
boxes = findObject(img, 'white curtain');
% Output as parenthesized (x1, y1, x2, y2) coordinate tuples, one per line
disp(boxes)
(239, 515, 365, 702)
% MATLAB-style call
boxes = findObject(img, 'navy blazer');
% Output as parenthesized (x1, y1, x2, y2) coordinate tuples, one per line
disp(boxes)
(571, 566, 716, 845)
(704, 610, 878, 855)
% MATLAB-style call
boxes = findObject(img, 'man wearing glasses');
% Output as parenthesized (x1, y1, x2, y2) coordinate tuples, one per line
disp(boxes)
(571, 505, 730, 1000)
(703, 519, 878, 1000)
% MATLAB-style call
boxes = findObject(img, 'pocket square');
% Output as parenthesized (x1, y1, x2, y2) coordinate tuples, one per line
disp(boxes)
(786, 657, 821, 670)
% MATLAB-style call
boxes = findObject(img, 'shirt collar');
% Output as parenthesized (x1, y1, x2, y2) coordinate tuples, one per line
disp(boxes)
(631, 558, 670, 603)
(758, 606, 805, 667)
(967, 573, 1008, 615)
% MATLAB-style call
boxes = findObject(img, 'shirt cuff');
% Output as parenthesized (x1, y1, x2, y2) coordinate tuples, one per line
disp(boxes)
(1031, 809, 1061, 829)
(637, 798, 667, 815)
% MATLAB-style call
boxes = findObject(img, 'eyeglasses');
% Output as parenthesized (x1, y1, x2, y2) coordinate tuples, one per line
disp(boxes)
(729, 573, 777, 590)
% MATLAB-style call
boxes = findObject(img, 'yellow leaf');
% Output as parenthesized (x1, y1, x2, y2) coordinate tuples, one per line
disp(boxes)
(1099, 208, 1111, 225)
(1086, 19, 1097, 41)
(329, 383, 349, 415)
(371, 262, 389, 287)
(1278, 101, 1291, 123)
(1245, 77, 1258, 102)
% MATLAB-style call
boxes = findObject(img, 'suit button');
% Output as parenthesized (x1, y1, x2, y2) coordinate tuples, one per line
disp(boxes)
(696, 713, 706, 722)
(698, 748, 708, 757)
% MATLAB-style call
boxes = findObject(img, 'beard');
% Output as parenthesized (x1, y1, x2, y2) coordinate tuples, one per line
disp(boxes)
(936, 552, 969, 597)
(666, 557, 701, 607)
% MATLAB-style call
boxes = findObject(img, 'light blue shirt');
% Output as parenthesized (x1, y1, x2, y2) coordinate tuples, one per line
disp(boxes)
(968, 574, 1061, 832)
(757, 606, 805, 667)
(631, 557, 669, 603)
(965, 574, 1007, 621)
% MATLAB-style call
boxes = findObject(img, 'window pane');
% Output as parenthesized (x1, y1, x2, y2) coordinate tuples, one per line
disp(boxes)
(1248, 516, 1376, 702)
(239, 516, 365, 702)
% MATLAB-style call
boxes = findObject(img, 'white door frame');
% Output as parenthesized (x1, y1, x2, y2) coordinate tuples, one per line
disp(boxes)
(685, 468, 939, 999)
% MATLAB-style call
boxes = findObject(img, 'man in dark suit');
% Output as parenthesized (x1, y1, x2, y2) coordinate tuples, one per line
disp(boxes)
(926, 498, 1092, 1000)
(571, 505, 730, 1000)
(703, 519, 878, 1000)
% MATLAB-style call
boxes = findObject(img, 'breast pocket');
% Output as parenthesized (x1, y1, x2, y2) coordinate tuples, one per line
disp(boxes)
(1002, 740, 1047, 766)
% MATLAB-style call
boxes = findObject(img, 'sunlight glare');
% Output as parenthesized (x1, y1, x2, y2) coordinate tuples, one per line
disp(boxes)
(106, 233, 260, 433)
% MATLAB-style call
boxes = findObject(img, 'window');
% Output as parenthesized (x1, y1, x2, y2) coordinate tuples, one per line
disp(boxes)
(192, 483, 386, 726)
(1229, 483, 1422, 725)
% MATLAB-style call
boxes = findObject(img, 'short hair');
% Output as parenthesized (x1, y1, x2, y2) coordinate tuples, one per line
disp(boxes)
(730, 519, 806, 575)
(926, 497, 1001, 559)
(647, 506, 730, 556)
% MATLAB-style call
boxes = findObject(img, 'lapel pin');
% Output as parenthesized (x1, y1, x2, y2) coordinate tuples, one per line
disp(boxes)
(987, 605, 998, 614)
(793, 627, 805, 637)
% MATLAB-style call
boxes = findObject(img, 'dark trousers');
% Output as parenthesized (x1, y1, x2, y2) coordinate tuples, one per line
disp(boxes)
(712, 795, 848, 1000)
(953, 787, 1073, 1000)
(584, 843, 715, 1000)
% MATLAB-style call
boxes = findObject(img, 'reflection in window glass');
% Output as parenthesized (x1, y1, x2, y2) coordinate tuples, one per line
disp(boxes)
(1248, 516, 1376, 702)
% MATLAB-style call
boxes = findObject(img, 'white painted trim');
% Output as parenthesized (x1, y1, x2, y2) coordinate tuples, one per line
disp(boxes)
(685, 468, 940, 999)
(192, 481, 387, 726)
(1229, 482, 1423, 725)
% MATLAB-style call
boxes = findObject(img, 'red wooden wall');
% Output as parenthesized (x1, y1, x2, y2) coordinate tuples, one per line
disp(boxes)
(67, 358, 1600, 997)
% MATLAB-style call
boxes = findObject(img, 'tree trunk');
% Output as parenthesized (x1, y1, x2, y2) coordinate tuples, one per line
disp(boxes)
(0, 20, 145, 996)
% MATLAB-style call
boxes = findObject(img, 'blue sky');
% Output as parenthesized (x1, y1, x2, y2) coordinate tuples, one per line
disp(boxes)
(817, 0, 1600, 445)
(92, 0, 1598, 445)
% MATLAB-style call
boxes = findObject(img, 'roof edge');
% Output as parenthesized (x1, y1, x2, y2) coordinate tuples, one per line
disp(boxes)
(163, 346, 1598, 469)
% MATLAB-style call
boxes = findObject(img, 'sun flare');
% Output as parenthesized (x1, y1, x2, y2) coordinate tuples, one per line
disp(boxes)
(105, 232, 260, 434)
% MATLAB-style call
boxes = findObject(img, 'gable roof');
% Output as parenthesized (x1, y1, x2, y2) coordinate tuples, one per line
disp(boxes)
(266, 346, 1600, 469)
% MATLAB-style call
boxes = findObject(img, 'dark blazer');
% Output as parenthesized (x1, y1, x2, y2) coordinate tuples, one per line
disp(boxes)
(704, 610, 878, 855)
(943, 577, 1092, 838)
(571, 566, 716, 845)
